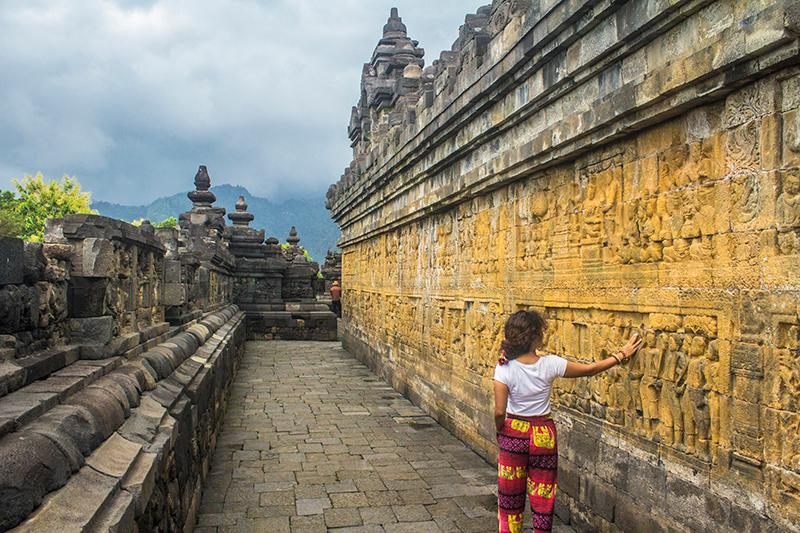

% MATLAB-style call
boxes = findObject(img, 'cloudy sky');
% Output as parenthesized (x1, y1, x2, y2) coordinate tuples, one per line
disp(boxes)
(0, 0, 477, 205)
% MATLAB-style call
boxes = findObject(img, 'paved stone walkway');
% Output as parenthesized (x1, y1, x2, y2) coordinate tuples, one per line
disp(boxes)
(196, 341, 572, 532)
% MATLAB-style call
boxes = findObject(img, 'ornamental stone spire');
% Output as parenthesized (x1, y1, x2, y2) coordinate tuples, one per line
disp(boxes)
(187, 165, 216, 208)
(287, 226, 300, 246)
(383, 7, 407, 38)
(228, 196, 254, 227)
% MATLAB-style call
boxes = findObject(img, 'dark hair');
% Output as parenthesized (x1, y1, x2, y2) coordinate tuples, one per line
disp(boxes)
(501, 310, 547, 359)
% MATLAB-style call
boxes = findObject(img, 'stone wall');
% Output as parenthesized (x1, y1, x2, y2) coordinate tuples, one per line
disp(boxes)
(0, 237, 69, 368)
(328, 1, 800, 531)
(0, 169, 246, 532)
(0, 164, 339, 531)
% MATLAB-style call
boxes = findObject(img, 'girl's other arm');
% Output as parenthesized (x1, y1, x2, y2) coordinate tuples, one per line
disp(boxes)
(493, 380, 509, 432)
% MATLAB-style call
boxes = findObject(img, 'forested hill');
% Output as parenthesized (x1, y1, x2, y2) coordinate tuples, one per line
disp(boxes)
(92, 184, 339, 263)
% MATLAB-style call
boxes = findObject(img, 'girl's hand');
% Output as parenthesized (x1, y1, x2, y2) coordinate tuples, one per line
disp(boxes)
(619, 332, 643, 360)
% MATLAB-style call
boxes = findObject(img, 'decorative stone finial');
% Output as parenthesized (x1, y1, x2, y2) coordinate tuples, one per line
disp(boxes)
(287, 226, 300, 246)
(383, 7, 407, 37)
(228, 195, 255, 226)
(187, 165, 217, 207)
(139, 219, 155, 235)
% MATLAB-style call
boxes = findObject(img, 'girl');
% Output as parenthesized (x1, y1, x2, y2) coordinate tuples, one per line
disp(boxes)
(493, 310, 642, 533)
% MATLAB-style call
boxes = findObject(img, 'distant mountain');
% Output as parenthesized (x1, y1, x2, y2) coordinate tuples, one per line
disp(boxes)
(92, 184, 340, 263)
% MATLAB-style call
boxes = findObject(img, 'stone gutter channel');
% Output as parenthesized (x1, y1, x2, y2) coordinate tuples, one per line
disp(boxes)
(0, 305, 246, 532)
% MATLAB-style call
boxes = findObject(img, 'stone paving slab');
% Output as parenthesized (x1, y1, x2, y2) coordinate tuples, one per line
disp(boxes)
(196, 341, 574, 533)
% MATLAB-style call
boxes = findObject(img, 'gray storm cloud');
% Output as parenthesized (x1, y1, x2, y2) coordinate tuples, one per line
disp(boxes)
(0, 0, 477, 203)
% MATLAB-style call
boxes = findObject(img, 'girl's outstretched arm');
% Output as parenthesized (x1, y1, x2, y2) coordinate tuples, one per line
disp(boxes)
(563, 333, 642, 378)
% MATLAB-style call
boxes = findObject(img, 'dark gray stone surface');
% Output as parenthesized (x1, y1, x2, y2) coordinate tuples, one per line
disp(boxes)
(69, 316, 114, 345)
(67, 277, 109, 318)
(0, 237, 23, 286)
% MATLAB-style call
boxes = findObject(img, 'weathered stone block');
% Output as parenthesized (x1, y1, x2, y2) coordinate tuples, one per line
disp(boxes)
(0, 362, 24, 397)
(12, 463, 119, 531)
(0, 431, 74, 530)
(22, 242, 46, 283)
(68, 276, 109, 318)
(121, 450, 158, 514)
(557, 457, 580, 497)
(165, 259, 181, 283)
(70, 316, 114, 345)
(77, 237, 115, 277)
(579, 476, 616, 522)
(731, 342, 764, 378)
(615, 493, 667, 533)
(0, 284, 38, 333)
(163, 283, 186, 306)
(0, 236, 24, 285)
(86, 432, 143, 478)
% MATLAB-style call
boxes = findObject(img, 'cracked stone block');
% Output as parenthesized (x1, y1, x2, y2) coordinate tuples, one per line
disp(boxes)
(77, 238, 115, 277)
(86, 432, 143, 478)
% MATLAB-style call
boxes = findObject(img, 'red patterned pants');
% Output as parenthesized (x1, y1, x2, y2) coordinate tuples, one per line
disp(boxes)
(496, 415, 558, 533)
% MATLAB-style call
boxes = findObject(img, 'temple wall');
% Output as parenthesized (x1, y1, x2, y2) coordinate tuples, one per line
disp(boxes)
(329, 1, 800, 531)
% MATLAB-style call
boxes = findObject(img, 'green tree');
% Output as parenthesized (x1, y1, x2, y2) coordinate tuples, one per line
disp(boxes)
(9, 173, 95, 242)
(131, 216, 177, 229)
(153, 216, 177, 229)
(0, 190, 23, 237)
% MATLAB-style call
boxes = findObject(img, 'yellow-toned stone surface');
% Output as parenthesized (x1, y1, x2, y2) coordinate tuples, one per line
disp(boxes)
(329, 1, 800, 530)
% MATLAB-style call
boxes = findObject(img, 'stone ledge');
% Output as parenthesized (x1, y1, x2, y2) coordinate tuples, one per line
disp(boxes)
(0, 306, 244, 531)
(44, 214, 165, 254)
(0, 311, 223, 406)
(0, 346, 81, 400)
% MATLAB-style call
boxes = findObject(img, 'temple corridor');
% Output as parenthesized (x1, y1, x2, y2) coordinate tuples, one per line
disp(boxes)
(195, 341, 573, 532)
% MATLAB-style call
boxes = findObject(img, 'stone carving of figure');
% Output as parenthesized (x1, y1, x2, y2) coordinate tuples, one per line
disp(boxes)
(627, 331, 646, 431)
(680, 190, 701, 240)
(658, 334, 687, 447)
(601, 172, 623, 263)
(617, 203, 641, 264)
(639, 331, 662, 438)
(776, 172, 800, 254)
(771, 325, 800, 414)
(695, 183, 718, 236)
(638, 198, 663, 262)
(582, 181, 604, 243)
(663, 235, 691, 262)
(702, 339, 721, 462)
(681, 336, 710, 457)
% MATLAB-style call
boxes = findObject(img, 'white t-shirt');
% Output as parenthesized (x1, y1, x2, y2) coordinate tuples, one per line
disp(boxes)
(493, 355, 568, 416)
